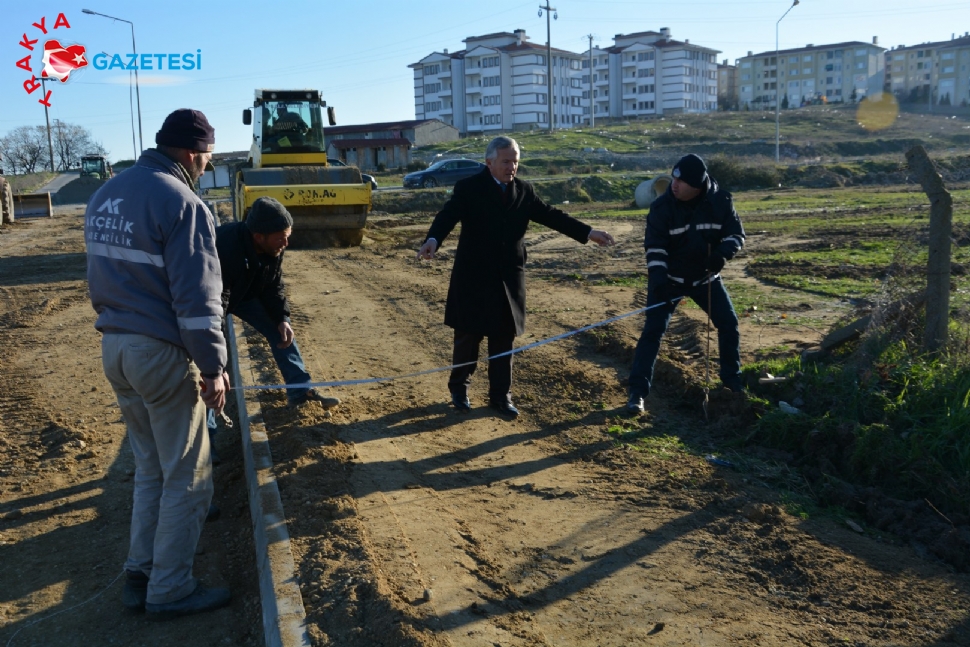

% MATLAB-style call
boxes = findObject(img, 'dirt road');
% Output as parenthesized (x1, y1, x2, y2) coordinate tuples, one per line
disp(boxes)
(2, 210, 969, 646)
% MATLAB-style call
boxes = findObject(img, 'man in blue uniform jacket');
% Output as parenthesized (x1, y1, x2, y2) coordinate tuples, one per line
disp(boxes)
(627, 154, 746, 414)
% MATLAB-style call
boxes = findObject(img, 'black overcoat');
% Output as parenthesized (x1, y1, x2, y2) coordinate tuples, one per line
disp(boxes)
(425, 168, 592, 337)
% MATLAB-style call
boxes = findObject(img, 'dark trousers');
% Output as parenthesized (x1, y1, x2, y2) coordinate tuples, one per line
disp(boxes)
(448, 329, 516, 402)
(628, 277, 741, 396)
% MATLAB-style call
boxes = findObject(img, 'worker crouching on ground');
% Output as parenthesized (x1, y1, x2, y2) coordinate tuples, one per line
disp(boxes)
(417, 136, 615, 418)
(85, 109, 232, 620)
(214, 196, 340, 410)
(626, 154, 746, 415)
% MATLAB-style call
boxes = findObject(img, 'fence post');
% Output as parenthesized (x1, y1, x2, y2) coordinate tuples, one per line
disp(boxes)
(905, 145, 953, 353)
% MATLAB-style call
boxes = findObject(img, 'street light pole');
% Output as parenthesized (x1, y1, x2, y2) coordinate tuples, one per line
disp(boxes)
(775, 0, 799, 163)
(82, 9, 143, 155)
(539, 3, 557, 132)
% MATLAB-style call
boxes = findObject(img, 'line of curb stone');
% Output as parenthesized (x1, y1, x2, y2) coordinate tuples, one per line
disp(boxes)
(227, 315, 310, 647)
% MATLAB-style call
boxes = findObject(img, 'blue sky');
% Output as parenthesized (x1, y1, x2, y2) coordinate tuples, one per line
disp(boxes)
(2, 0, 965, 163)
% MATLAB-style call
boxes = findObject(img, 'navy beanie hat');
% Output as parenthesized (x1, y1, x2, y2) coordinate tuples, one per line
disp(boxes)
(156, 109, 215, 152)
(672, 154, 708, 189)
(246, 197, 294, 234)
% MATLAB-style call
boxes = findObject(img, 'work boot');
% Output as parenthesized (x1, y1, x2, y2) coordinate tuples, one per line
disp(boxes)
(290, 388, 340, 409)
(144, 582, 231, 621)
(626, 393, 645, 415)
(121, 570, 149, 611)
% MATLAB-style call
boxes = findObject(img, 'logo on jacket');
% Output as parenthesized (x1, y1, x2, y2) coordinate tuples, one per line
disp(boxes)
(14, 13, 86, 107)
(97, 198, 124, 215)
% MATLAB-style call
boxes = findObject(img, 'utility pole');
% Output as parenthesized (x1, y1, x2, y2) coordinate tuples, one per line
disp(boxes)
(587, 34, 595, 127)
(39, 77, 55, 172)
(539, 3, 557, 131)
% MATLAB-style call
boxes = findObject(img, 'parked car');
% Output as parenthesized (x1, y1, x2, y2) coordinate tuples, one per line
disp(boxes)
(403, 159, 486, 189)
(327, 158, 377, 190)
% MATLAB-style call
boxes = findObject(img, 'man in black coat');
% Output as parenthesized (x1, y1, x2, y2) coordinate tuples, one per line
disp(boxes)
(417, 136, 615, 417)
(215, 196, 340, 409)
(626, 154, 746, 414)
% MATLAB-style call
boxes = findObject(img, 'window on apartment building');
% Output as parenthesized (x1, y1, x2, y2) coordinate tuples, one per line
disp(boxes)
(537, 55, 546, 65)
(424, 64, 440, 75)
(826, 76, 833, 84)
(856, 62, 865, 69)
(803, 68, 812, 75)
(825, 64, 833, 71)
(942, 52, 955, 60)
(424, 83, 441, 93)
(582, 90, 589, 99)
(943, 65, 955, 74)
(894, 54, 905, 61)
(855, 49, 866, 56)
(537, 93, 547, 104)
(789, 56, 799, 64)
(741, 61, 751, 68)
(835, 89, 842, 96)
(803, 55, 813, 62)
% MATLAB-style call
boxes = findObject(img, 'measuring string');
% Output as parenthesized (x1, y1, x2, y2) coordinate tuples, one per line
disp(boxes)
(234, 298, 681, 392)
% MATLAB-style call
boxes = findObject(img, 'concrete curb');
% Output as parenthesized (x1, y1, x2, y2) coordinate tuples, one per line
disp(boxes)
(227, 315, 310, 647)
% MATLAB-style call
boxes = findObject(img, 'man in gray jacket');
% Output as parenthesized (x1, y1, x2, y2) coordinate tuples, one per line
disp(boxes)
(86, 109, 231, 620)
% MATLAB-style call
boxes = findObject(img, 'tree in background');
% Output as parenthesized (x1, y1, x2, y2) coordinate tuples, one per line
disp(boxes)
(0, 123, 108, 174)
(0, 126, 47, 174)
(52, 121, 108, 171)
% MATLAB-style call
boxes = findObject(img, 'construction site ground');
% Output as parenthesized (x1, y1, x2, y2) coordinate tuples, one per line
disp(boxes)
(1, 205, 968, 647)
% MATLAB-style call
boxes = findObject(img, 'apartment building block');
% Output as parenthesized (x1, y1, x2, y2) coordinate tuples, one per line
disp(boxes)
(718, 59, 740, 110)
(737, 39, 885, 109)
(410, 27, 719, 135)
(884, 32, 970, 106)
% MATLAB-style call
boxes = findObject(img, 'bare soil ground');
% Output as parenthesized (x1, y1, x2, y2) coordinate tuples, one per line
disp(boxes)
(2, 207, 969, 646)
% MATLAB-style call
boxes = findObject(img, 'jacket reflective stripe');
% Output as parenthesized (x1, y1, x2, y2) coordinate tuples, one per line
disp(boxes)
(178, 315, 222, 330)
(695, 223, 722, 231)
(647, 260, 668, 269)
(669, 225, 689, 235)
(670, 273, 718, 286)
(87, 242, 165, 267)
(646, 248, 668, 255)
(724, 235, 744, 247)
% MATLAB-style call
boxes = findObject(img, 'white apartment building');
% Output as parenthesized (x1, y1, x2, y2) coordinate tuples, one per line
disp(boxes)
(737, 39, 885, 109)
(884, 32, 970, 106)
(410, 27, 719, 135)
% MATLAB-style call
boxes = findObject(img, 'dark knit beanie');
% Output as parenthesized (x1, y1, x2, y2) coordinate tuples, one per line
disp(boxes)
(155, 109, 215, 152)
(672, 154, 708, 189)
(246, 197, 293, 234)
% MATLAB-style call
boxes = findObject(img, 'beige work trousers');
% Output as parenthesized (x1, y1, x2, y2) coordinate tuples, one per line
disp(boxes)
(101, 333, 213, 605)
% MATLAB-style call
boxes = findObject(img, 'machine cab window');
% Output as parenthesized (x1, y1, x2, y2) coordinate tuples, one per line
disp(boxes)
(261, 99, 324, 153)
